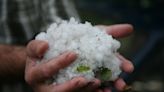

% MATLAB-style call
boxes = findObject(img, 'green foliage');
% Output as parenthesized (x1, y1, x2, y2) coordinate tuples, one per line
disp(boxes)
(96, 67, 112, 81)
(76, 65, 90, 73)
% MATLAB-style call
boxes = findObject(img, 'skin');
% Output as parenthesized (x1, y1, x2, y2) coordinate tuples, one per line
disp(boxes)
(0, 45, 26, 81)
(25, 24, 134, 92)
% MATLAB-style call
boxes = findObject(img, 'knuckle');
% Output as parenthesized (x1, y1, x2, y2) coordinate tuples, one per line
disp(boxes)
(26, 40, 35, 50)
(72, 77, 86, 87)
(25, 71, 34, 85)
(55, 57, 72, 68)
(26, 40, 36, 56)
(41, 66, 52, 79)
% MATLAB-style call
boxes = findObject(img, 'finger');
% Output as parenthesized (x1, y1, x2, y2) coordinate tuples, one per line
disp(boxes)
(82, 79, 101, 92)
(117, 54, 134, 73)
(26, 40, 48, 58)
(54, 77, 88, 92)
(41, 52, 77, 79)
(114, 78, 126, 91)
(26, 57, 38, 69)
(103, 88, 111, 92)
(26, 52, 77, 84)
(99, 24, 133, 38)
(25, 57, 40, 86)
(32, 83, 51, 92)
(96, 89, 103, 92)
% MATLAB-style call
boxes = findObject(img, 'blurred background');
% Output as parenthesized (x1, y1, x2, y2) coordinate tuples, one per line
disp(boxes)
(74, 0, 164, 92)
(1, 0, 163, 92)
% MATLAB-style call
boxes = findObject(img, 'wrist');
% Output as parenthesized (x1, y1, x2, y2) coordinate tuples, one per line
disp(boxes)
(0, 45, 27, 81)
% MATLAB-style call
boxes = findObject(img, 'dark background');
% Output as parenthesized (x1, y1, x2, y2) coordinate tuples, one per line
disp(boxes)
(75, 0, 164, 92)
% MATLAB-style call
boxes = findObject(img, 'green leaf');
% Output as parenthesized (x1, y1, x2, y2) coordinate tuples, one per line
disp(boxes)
(76, 65, 90, 73)
(96, 67, 112, 81)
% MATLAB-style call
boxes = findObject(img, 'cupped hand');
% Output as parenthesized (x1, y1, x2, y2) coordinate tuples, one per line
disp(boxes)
(25, 24, 134, 92)
(96, 24, 134, 92)
(25, 40, 100, 92)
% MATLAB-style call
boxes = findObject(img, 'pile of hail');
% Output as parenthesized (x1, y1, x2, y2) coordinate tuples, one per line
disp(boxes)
(35, 18, 122, 84)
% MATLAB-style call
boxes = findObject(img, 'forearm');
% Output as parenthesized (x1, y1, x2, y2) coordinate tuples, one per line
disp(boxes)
(0, 44, 26, 80)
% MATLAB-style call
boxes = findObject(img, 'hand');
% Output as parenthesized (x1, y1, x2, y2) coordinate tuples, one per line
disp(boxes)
(25, 40, 100, 92)
(25, 24, 134, 92)
(96, 24, 134, 92)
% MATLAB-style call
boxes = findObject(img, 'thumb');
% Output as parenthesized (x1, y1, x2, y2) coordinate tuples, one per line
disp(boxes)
(26, 40, 49, 58)
(54, 77, 89, 92)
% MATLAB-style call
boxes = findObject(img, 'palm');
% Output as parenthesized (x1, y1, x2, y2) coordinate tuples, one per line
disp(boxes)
(25, 24, 134, 92)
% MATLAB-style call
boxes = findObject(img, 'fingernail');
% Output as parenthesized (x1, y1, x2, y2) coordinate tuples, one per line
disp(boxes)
(37, 42, 48, 58)
(75, 78, 88, 87)
(123, 85, 132, 91)
(68, 52, 78, 59)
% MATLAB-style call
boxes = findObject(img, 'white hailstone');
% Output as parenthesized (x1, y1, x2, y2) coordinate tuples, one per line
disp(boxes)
(35, 18, 122, 84)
